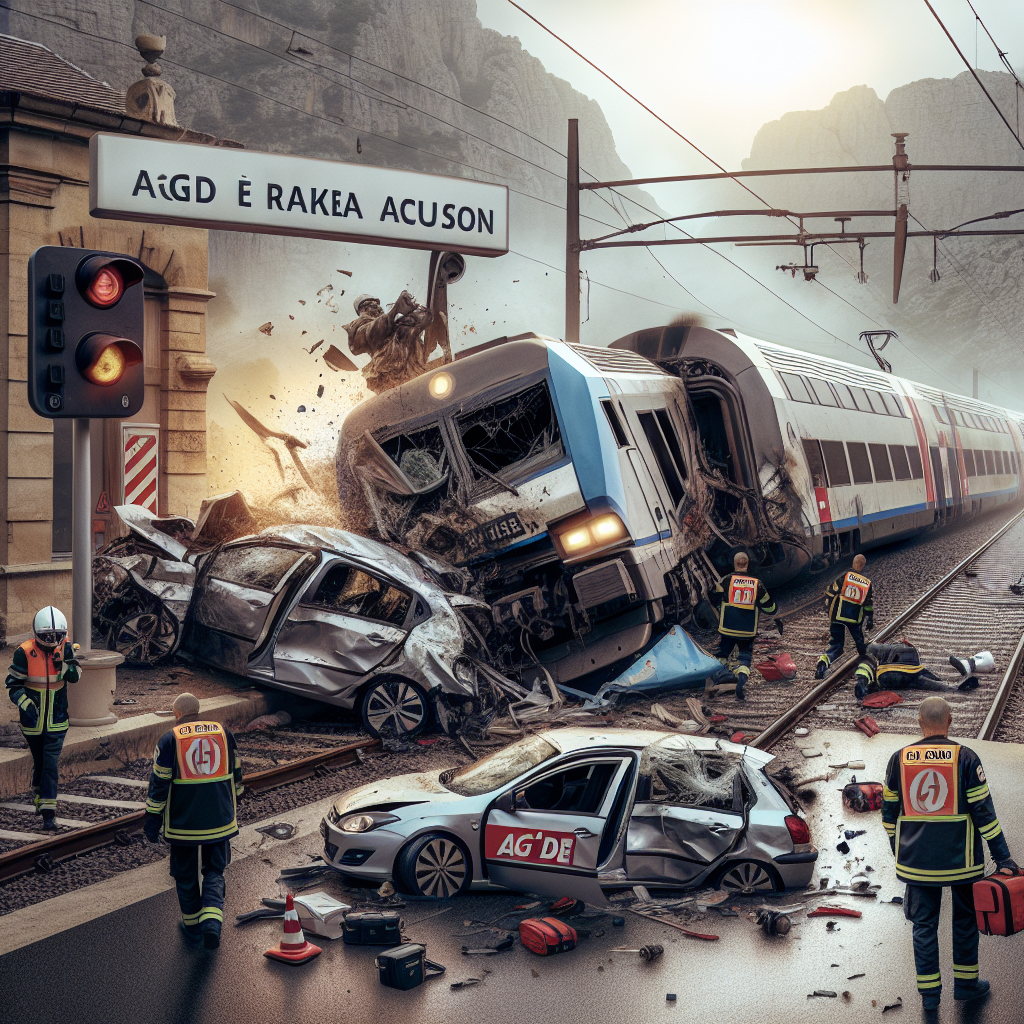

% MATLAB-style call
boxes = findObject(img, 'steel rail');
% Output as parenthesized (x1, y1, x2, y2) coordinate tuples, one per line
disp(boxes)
(752, 507, 1024, 750)
(0, 737, 380, 884)
(979, 629, 1024, 741)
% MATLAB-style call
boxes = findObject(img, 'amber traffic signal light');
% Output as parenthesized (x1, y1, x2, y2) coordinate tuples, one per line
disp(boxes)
(27, 247, 145, 417)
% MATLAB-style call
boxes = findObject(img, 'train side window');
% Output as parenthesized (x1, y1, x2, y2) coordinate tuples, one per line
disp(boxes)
(655, 409, 688, 480)
(888, 445, 913, 480)
(868, 443, 893, 482)
(882, 394, 904, 417)
(864, 390, 887, 415)
(846, 442, 873, 484)
(975, 449, 987, 476)
(808, 379, 838, 407)
(962, 449, 977, 477)
(637, 411, 686, 508)
(985, 451, 996, 475)
(601, 400, 630, 448)
(834, 383, 857, 410)
(780, 373, 814, 404)
(905, 446, 924, 479)
(997, 451, 1007, 474)
(932, 404, 947, 424)
(847, 386, 872, 413)
(801, 439, 828, 488)
(820, 440, 851, 486)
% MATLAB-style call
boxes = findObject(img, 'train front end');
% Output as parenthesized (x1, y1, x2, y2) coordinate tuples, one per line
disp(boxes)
(336, 337, 708, 691)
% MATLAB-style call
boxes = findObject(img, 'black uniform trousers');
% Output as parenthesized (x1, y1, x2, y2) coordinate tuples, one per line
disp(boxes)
(824, 621, 867, 664)
(716, 635, 754, 692)
(904, 883, 979, 995)
(169, 840, 231, 937)
(25, 731, 66, 814)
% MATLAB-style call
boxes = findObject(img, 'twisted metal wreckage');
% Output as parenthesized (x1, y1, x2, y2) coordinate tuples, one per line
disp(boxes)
(92, 313, 809, 737)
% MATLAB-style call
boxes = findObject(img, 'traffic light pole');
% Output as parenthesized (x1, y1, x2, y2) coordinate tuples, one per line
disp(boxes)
(72, 418, 92, 652)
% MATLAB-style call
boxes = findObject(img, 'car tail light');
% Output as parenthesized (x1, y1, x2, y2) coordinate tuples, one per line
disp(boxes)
(785, 814, 811, 846)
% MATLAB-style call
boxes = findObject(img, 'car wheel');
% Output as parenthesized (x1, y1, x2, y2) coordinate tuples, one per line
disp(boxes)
(395, 832, 471, 899)
(715, 860, 780, 894)
(360, 677, 430, 739)
(108, 607, 179, 666)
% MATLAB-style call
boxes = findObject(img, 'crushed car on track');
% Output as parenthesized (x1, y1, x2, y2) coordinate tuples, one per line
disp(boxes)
(319, 727, 817, 900)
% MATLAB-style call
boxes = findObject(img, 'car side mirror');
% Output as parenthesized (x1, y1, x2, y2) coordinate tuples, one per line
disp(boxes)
(496, 790, 518, 813)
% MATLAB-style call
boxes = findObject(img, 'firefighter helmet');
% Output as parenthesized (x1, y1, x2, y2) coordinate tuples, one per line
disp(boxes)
(33, 606, 68, 648)
(353, 294, 380, 315)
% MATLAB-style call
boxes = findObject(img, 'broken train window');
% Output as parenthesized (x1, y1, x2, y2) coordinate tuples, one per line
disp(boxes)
(456, 381, 562, 481)
(377, 424, 450, 494)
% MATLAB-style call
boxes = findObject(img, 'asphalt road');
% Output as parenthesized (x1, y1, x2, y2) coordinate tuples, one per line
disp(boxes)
(1, 729, 1023, 1024)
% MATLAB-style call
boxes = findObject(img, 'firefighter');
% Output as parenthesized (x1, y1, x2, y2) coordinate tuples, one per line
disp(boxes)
(5, 607, 80, 831)
(709, 551, 776, 701)
(815, 553, 873, 679)
(144, 693, 244, 950)
(882, 696, 1018, 1011)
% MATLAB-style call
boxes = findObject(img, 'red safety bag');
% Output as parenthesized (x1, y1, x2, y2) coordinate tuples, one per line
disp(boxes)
(518, 917, 577, 956)
(973, 874, 1024, 936)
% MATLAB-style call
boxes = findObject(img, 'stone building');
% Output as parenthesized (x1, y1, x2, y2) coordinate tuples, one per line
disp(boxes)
(0, 34, 236, 639)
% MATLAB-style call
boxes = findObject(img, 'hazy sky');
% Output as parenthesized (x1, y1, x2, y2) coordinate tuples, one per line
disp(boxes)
(476, 0, 1024, 172)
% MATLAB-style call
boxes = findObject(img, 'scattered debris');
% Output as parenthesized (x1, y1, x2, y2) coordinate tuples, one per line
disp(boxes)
(888, 896, 904, 905)
(255, 822, 297, 840)
(225, 395, 318, 489)
(836, 841, 851, 855)
(666, 993, 677, 1002)
(305, 339, 324, 354)
(244, 710, 293, 733)
(842, 991, 852, 1002)
(450, 977, 482, 989)
(757, 910, 792, 936)
(847, 973, 865, 980)
(317, 385, 324, 398)
(881, 997, 903, 1013)
(808, 907, 862, 919)
(258, 322, 273, 335)
(844, 830, 867, 840)
(843, 781, 884, 812)
(755, 653, 797, 680)
(323, 344, 357, 372)
(609, 944, 664, 962)
(337, 269, 353, 276)
(800, 748, 823, 758)
(794, 727, 809, 737)
(829, 761, 865, 770)
(809, 990, 838, 998)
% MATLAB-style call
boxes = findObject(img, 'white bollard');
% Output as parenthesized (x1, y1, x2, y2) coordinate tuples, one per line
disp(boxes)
(68, 650, 123, 727)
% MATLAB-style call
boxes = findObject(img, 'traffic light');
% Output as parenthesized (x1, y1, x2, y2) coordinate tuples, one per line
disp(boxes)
(27, 246, 145, 418)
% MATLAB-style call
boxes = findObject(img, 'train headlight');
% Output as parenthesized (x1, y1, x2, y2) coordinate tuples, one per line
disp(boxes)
(551, 510, 629, 562)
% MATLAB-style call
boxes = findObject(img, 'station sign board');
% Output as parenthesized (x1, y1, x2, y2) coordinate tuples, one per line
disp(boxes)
(89, 134, 509, 257)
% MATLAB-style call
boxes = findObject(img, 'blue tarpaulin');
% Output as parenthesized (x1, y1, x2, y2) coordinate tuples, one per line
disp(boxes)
(593, 625, 722, 702)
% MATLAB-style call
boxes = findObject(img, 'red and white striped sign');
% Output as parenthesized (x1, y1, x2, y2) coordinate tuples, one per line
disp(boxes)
(122, 425, 159, 513)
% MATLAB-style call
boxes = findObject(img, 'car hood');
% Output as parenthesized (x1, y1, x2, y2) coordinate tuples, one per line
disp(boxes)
(333, 768, 465, 816)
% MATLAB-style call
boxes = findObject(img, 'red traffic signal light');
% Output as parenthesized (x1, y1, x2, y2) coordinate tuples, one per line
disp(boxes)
(76, 256, 144, 309)
(28, 247, 145, 418)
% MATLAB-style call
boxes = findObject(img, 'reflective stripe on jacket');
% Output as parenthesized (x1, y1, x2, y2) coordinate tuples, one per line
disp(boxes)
(5, 640, 79, 736)
(881, 736, 1010, 885)
(825, 571, 873, 625)
(711, 572, 776, 637)
(145, 718, 243, 845)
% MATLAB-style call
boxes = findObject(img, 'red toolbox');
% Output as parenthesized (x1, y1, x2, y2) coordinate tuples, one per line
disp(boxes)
(974, 873, 1024, 936)
(519, 917, 577, 956)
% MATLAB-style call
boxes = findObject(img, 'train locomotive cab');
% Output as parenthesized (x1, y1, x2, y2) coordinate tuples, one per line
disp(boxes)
(336, 336, 716, 692)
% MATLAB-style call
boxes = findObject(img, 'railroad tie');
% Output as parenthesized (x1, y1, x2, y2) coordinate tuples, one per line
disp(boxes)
(0, 804, 88, 829)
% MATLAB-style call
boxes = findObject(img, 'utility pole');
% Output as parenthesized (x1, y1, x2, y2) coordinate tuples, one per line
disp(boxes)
(973, 368, 980, 399)
(565, 118, 580, 344)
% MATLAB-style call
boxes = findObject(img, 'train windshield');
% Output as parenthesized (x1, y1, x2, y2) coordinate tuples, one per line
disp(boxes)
(456, 381, 563, 481)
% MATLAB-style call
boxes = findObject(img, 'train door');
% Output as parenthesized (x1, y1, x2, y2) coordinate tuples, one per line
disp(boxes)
(929, 448, 946, 510)
(945, 448, 962, 508)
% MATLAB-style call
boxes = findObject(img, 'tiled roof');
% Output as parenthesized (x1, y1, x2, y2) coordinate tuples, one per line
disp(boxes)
(0, 33, 125, 114)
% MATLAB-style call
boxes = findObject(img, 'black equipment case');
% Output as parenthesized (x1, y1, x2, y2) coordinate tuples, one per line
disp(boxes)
(342, 910, 403, 946)
(375, 944, 446, 989)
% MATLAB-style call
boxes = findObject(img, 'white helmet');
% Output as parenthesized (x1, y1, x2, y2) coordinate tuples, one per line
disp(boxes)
(33, 606, 68, 648)
(353, 293, 380, 314)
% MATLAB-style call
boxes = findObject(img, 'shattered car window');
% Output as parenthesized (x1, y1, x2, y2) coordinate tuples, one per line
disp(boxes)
(307, 564, 411, 626)
(456, 381, 562, 479)
(521, 761, 617, 814)
(638, 743, 743, 812)
(441, 734, 558, 796)
(208, 545, 306, 591)
(378, 425, 450, 492)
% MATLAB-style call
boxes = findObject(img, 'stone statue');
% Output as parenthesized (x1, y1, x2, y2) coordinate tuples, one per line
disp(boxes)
(344, 291, 444, 394)
(126, 34, 177, 126)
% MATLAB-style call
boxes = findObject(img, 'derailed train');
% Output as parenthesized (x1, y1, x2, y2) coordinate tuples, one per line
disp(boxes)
(337, 324, 1023, 696)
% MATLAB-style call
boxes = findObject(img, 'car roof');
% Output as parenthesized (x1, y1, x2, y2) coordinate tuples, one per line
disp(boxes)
(538, 726, 775, 767)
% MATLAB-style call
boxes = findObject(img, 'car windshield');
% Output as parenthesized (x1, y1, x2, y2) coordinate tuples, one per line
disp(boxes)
(440, 734, 558, 796)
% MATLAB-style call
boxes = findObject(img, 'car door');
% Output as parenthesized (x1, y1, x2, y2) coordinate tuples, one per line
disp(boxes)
(483, 755, 632, 904)
(189, 544, 316, 675)
(625, 763, 745, 885)
(272, 558, 412, 697)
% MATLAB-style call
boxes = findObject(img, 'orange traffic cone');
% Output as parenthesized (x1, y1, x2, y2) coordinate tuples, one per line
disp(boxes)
(264, 894, 322, 964)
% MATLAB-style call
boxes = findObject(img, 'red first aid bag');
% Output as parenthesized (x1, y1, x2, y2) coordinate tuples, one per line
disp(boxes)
(842, 782, 883, 812)
(518, 917, 577, 956)
(974, 874, 1024, 936)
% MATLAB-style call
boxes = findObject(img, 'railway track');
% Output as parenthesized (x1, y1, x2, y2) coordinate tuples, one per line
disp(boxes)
(752, 506, 1024, 749)
(0, 738, 380, 885)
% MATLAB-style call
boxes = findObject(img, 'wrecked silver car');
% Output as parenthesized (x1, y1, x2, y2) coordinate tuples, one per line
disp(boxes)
(320, 727, 817, 900)
(93, 505, 492, 737)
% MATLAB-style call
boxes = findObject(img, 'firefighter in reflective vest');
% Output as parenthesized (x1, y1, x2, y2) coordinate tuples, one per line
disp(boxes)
(881, 697, 1018, 1010)
(144, 693, 244, 950)
(709, 551, 776, 702)
(5, 607, 80, 831)
(814, 553, 873, 679)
